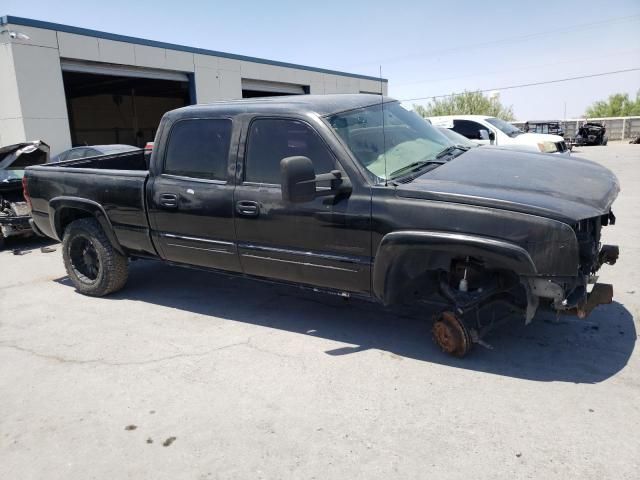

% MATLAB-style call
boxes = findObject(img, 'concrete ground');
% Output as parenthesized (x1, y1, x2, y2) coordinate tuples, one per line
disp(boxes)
(1, 144, 639, 480)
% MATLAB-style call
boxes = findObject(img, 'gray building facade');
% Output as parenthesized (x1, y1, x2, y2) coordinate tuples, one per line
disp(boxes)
(0, 16, 388, 155)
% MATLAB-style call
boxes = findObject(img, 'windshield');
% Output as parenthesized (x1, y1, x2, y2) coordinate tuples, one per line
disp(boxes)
(485, 117, 522, 138)
(437, 127, 478, 148)
(328, 102, 453, 181)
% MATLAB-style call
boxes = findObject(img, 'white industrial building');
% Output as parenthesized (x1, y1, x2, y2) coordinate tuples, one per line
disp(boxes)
(0, 15, 388, 155)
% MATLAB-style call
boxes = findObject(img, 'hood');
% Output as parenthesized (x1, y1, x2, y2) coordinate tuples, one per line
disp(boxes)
(395, 147, 619, 223)
(0, 141, 49, 186)
(510, 132, 564, 145)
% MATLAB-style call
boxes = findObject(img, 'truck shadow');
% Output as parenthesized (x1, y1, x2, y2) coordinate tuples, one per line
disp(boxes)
(57, 260, 636, 383)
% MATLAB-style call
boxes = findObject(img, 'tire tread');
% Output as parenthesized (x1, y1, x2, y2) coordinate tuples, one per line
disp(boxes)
(62, 217, 128, 296)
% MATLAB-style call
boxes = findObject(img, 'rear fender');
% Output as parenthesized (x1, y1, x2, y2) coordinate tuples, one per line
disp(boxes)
(372, 231, 537, 305)
(49, 196, 124, 255)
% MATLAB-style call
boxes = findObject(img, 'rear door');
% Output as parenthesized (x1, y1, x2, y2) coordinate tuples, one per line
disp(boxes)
(233, 116, 371, 294)
(147, 117, 241, 272)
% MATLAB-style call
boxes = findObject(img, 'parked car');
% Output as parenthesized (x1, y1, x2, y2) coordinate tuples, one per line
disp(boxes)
(0, 141, 49, 249)
(575, 122, 608, 146)
(50, 144, 139, 163)
(436, 126, 573, 156)
(24, 95, 620, 356)
(429, 115, 571, 155)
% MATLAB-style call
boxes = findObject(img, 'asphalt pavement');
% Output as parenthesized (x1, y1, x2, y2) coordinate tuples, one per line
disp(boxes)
(1, 143, 638, 479)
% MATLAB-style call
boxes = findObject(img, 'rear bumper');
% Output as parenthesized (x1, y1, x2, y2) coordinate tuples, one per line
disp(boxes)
(0, 214, 30, 227)
(0, 214, 33, 238)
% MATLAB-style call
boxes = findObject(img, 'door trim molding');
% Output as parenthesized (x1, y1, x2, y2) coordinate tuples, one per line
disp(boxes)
(166, 243, 235, 255)
(241, 254, 359, 273)
(238, 242, 371, 266)
(160, 233, 235, 246)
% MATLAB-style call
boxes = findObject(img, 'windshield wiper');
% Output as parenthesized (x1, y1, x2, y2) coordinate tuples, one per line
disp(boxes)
(388, 160, 444, 179)
(435, 145, 468, 159)
(388, 146, 468, 180)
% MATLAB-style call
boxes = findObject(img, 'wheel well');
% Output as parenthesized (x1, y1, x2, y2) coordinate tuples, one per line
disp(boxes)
(394, 255, 522, 306)
(57, 208, 93, 238)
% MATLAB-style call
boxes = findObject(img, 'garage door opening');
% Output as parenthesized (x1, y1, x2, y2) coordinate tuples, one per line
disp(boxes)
(62, 64, 191, 148)
(241, 79, 309, 98)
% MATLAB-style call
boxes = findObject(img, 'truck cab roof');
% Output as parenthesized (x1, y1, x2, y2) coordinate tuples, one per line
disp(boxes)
(167, 94, 392, 119)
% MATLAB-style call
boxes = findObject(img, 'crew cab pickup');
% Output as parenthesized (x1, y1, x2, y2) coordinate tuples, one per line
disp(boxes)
(24, 95, 620, 356)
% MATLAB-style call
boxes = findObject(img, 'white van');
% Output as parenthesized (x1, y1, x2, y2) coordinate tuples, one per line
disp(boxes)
(428, 115, 570, 155)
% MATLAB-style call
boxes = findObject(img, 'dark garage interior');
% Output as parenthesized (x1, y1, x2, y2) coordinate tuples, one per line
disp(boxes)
(62, 70, 191, 147)
(241, 79, 309, 98)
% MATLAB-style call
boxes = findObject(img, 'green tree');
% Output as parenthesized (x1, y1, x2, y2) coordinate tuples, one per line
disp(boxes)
(413, 91, 515, 121)
(585, 91, 640, 117)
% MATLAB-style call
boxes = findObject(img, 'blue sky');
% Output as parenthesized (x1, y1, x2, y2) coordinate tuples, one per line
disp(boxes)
(3, 0, 639, 119)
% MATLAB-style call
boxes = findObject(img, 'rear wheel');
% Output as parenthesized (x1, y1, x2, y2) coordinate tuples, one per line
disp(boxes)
(62, 218, 128, 296)
(432, 311, 472, 357)
(0, 231, 5, 250)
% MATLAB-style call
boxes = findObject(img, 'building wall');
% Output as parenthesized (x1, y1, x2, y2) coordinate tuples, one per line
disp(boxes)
(0, 22, 388, 155)
(0, 42, 25, 146)
(0, 26, 72, 153)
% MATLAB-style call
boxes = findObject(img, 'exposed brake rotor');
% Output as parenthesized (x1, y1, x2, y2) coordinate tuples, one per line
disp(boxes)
(432, 311, 472, 357)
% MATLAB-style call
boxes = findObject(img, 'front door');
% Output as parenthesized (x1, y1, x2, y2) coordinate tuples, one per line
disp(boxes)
(233, 116, 371, 294)
(147, 117, 241, 272)
(452, 119, 493, 145)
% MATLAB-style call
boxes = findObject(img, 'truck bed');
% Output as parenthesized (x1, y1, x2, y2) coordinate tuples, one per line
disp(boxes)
(26, 149, 156, 256)
(50, 149, 149, 170)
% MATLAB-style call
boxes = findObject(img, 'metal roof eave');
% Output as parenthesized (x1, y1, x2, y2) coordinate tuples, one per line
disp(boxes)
(1, 15, 388, 83)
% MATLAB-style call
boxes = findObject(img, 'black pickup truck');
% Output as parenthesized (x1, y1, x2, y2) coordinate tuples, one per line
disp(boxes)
(24, 95, 620, 356)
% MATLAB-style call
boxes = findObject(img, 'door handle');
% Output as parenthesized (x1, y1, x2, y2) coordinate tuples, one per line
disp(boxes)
(236, 200, 260, 217)
(159, 193, 178, 209)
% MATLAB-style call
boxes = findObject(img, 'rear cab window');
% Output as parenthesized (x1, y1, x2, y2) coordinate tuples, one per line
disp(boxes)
(164, 118, 232, 180)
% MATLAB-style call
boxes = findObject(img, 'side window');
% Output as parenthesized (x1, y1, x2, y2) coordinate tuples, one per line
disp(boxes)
(55, 151, 69, 162)
(84, 148, 101, 158)
(164, 118, 232, 180)
(67, 148, 88, 160)
(452, 120, 486, 140)
(245, 118, 336, 185)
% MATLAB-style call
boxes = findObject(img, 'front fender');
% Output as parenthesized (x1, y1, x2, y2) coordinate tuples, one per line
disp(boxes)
(48, 196, 125, 255)
(372, 230, 537, 304)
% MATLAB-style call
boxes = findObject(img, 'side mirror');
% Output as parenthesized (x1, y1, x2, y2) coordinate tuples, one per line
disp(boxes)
(479, 129, 490, 140)
(280, 156, 351, 203)
(280, 156, 316, 203)
(489, 131, 496, 142)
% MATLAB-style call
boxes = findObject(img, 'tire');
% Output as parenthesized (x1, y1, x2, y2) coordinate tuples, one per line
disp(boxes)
(0, 231, 5, 251)
(602, 136, 608, 146)
(62, 217, 128, 296)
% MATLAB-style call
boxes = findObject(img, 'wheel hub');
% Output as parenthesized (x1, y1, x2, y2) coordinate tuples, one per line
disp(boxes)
(69, 236, 100, 281)
(432, 311, 471, 357)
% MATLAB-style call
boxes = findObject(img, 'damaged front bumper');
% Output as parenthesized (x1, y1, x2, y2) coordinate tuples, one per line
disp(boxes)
(571, 283, 614, 319)
(526, 242, 619, 320)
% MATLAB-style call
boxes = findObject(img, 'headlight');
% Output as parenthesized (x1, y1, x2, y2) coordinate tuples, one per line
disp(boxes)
(537, 141, 558, 153)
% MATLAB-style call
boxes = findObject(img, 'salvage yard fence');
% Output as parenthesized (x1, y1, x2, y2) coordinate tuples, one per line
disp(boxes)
(512, 116, 640, 141)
